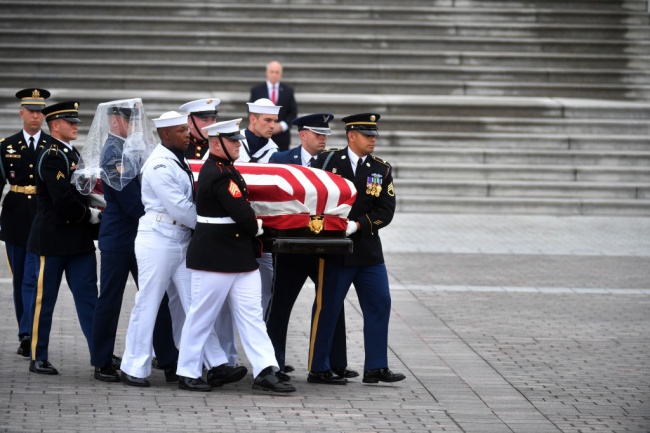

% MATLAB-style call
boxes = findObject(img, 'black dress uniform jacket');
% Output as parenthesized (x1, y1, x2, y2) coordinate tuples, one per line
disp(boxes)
(27, 137, 96, 256)
(0, 131, 49, 245)
(313, 147, 396, 267)
(186, 154, 261, 273)
(184, 134, 208, 160)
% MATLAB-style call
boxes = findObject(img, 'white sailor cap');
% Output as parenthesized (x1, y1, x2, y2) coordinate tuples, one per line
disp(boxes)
(152, 111, 188, 128)
(246, 98, 281, 115)
(179, 98, 221, 118)
(202, 118, 245, 140)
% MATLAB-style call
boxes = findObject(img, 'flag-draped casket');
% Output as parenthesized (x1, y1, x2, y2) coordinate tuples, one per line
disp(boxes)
(189, 160, 357, 253)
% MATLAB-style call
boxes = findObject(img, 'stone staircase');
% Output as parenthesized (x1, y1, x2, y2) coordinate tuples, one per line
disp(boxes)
(0, 0, 649, 215)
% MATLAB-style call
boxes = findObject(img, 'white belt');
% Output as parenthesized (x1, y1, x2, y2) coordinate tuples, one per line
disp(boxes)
(147, 211, 186, 227)
(197, 216, 236, 224)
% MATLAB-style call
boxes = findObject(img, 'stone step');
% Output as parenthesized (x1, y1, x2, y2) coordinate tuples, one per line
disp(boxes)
(385, 148, 650, 166)
(1, 72, 648, 100)
(2, 35, 647, 70)
(377, 132, 650, 151)
(3, 24, 648, 55)
(92, 0, 650, 11)
(3, 56, 649, 88)
(394, 179, 650, 199)
(395, 195, 650, 216)
(391, 163, 650, 183)
(2, 3, 647, 24)
(5, 16, 646, 40)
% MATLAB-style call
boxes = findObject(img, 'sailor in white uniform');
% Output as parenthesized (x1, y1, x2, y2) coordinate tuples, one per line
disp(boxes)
(236, 98, 280, 316)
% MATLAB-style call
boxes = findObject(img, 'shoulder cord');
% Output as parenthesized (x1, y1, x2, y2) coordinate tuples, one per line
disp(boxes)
(37, 148, 70, 181)
(321, 151, 335, 171)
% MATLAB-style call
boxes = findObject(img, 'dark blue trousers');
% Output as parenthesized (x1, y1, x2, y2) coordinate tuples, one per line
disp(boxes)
(266, 253, 348, 371)
(5, 242, 37, 339)
(309, 260, 391, 373)
(91, 250, 178, 369)
(30, 253, 97, 362)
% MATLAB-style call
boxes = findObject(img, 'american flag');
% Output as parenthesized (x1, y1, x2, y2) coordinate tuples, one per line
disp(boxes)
(189, 161, 357, 231)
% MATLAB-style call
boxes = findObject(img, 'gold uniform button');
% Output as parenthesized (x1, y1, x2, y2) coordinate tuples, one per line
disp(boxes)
(27, 195, 32, 199)
(29, 174, 34, 178)
(29, 164, 34, 168)
(235, 233, 240, 237)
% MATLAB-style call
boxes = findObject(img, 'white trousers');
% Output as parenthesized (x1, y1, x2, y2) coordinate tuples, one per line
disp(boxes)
(120, 230, 189, 378)
(258, 252, 273, 317)
(176, 269, 278, 379)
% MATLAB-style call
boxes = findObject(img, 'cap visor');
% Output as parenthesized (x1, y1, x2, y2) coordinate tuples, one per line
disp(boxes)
(358, 129, 379, 136)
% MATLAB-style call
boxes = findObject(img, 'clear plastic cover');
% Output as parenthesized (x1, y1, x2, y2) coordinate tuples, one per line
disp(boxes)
(72, 98, 157, 194)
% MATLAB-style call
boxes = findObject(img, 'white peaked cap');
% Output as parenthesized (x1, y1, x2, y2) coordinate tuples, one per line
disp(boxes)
(153, 111, 188, 128)
(202, 118, 245, 139)
(179, 98, 221, 113)
(246, 98, 281, 115)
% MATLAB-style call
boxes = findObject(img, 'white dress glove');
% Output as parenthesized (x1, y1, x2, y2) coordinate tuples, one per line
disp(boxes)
(89, 207, 102, 224)
(256, 218, 264, 236)
(345, 220, 358, 236)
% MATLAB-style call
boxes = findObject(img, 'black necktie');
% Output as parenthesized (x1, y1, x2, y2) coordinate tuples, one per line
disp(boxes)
(308, 157, 315, 167)
(356, 158, 363, 176)
(29, 136, 35, 150)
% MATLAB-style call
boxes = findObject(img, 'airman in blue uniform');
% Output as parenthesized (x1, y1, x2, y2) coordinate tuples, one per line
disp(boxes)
(90, 103, 179, 382)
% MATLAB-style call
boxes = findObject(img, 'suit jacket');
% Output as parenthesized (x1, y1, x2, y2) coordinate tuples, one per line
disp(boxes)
(186, 154, 261, 273)
(27, 136, 96, 256)
(249, 82, 298, 150)
(268, 146, 303, 165)
(312, 147, 396, 267)
(0, 130, 49, 244)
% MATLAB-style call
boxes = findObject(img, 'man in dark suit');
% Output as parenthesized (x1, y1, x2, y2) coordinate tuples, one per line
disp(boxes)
(0, 88, 51, 357)
(309, 113, 406, 385)
(266, 113, 356, 384)
(26, 101, 102, 375)
(249, 61, 298, 151)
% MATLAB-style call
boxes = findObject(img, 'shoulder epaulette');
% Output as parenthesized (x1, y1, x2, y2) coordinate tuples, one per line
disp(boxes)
(321, 148, 341, 154)
(371, 155, 390, 167)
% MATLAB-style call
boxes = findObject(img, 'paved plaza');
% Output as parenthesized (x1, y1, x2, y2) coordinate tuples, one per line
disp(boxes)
(1, 213, 649, 432)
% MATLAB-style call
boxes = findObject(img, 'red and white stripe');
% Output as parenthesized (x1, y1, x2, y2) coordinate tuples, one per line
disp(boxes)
(189, 161, 357, 231)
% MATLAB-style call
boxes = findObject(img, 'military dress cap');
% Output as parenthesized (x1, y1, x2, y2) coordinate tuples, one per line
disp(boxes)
(107, 105, 139, 119)
(202, 118, 245, 140)
(246, 98, 281, 115)
(152, 111, 188, 128)
(292, 113, 334, 135)
(16, 88, 51, 111)
(341, 112, 381, 136)
(41, 101, 81, 123)
(179, 98, 221, 118)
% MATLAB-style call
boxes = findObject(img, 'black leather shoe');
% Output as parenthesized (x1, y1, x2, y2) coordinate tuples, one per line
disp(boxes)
(362, 368, 406, 384)
(151, 357, 161, 369)
(307, 370, 347, 385)
(283, 364, 295, 373)
(17, 335, 30, 357)
(120, 372, 150, 387)
(275, 370, 291, 382)
(253, 367, 296, 393)
(178, 376, 212, 392)
(162, 362, 178, 383)
(94, 365, 120, 382)
(207, 363, 248, 387)
(111, 354, 122, 370)
(332, 367, 359, 379)
(29, 360, 58, 375)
